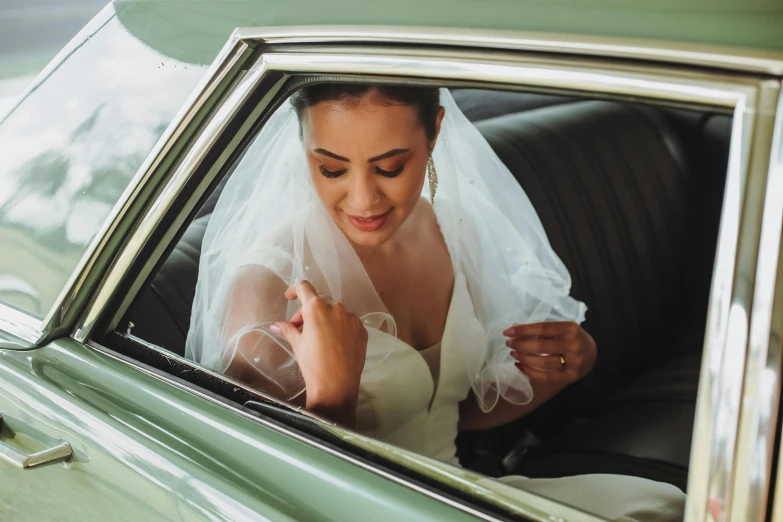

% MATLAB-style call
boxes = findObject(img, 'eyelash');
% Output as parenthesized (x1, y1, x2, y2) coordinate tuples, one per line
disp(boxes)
(318, 165, 405, 179)
(375, 165, 404, 178)
(319, 165, 347, 179)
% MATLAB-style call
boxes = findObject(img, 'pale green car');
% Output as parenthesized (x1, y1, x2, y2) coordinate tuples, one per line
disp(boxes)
(1, 1, 782, 521)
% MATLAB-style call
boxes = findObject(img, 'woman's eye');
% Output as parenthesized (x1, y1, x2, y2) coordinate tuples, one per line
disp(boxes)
(375, 165, 404, 178)
(319, 165, 347, 179)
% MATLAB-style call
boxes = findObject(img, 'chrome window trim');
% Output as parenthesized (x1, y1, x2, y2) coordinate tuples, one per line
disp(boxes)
(257, 51, 752, 108)
(238, 26, 783, 76)
(727, 87, 783, 522)
(27, 26, 783, 350)
(759, 88, 783, 522)
(67, 29, 780, 522)
(118, 331, 337, 426)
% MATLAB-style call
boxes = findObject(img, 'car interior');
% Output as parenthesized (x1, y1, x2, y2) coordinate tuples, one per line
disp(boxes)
(112, 85, 732, 496)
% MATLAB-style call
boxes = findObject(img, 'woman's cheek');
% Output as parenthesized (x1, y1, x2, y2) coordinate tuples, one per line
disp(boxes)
(403, 167, 427, 203)
(385, 177, 416, 206)
(310, 173, 341, 210)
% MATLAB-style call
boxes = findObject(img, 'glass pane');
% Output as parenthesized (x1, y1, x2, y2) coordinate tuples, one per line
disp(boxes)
(0, 10, 206, 317)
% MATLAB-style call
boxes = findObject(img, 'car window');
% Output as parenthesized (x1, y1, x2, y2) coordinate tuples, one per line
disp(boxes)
(0, 12, 205, 318)
(114, 80, 738, 521)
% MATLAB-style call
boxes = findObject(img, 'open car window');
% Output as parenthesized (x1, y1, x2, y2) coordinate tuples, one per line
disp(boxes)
(79, 33, 780, 522)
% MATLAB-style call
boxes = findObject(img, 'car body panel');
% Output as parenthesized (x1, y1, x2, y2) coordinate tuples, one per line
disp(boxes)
(0, 0, 108, 117)
(0, 338, 484, 521)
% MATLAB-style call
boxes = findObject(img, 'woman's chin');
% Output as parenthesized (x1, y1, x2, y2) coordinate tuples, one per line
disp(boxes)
(346, 229, 395, 247)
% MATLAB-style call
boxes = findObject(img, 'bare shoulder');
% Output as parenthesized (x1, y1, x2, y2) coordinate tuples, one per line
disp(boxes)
(225, 217, 297, 311)
(410, 197, 453, 265)
(411, 197, 443, 237)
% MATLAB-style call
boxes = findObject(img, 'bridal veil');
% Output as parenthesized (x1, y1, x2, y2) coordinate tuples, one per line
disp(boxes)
(186, 88, 586, 412)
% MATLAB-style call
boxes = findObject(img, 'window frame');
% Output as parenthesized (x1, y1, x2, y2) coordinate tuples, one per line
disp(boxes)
(750, 89, 783, 522)
(70, 28, 782, 522)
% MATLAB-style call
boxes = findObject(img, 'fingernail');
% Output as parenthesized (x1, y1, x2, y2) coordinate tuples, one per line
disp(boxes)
(515, 361, 525, 372)
(505, 339, 513, 347)
(503, 327, 515, 337)
(270, 323, 281, 334)
(510, 350, 519, 360)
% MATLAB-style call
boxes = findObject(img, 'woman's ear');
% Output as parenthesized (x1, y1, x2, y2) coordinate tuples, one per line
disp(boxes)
(430, 106, 446, 151)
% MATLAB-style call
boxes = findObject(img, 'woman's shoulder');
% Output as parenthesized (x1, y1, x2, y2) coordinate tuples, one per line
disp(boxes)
(407, 197, 442, 239)
(234, 215, 299, 284)
(412, 196, 469, 271)
(235, 202, 327, 282)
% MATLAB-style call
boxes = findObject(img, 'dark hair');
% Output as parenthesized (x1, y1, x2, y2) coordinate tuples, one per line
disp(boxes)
(290, 83, 441, 140)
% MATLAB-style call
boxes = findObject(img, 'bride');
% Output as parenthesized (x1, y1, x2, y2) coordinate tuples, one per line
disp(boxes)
(186, 84, 685, 521)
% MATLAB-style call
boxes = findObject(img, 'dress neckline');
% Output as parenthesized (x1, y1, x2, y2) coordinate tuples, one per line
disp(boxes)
(372, 271, 465, 412)
(420, 342, 441, 353)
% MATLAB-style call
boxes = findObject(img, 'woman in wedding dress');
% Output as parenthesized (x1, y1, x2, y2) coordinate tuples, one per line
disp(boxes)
(186, 84, 685, 521)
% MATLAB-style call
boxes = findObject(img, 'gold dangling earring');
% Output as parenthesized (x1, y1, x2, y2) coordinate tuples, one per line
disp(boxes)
(427, 156, 438, 206)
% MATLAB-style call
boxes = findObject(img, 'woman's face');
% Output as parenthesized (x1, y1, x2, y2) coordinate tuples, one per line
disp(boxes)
(300, 95, 444, 247)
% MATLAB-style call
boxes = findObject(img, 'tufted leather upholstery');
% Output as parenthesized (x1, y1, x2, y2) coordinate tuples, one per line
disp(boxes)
(124, 90, 730, 491)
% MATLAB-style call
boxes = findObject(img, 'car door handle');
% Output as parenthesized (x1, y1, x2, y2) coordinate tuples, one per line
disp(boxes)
(0, 414, 73, 469)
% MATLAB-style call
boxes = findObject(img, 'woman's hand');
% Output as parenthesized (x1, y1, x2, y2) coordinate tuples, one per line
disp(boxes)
(459, 321, 596, 431)
(271, 280, 368, 426)
(504, 321, 596, 385)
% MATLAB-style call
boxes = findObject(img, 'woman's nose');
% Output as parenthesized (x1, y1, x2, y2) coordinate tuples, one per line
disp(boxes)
(348, 170, 380, 209)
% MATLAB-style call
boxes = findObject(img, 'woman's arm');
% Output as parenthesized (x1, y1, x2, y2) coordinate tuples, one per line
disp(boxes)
(222, 267, 308, 406)
(272, 281, 368, 427)
(458, 321, 596, 431)
(222, 268, 368, 424)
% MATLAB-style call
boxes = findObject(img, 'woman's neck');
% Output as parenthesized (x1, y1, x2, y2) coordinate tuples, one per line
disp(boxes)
(353, 235, 402, 264)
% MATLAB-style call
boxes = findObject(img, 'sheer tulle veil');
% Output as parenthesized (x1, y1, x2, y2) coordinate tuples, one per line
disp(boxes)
(185, 88, 586, 412)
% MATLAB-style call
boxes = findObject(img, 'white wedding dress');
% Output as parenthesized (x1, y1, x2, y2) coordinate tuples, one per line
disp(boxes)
(354, 270, 686, 522)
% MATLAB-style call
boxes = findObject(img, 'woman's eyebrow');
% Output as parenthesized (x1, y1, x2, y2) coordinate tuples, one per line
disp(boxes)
(314, 148, 350, 162)
(368, 149, 409, 163)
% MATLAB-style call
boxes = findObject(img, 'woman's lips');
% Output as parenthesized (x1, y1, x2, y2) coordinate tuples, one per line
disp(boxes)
(346, 209, 391, 232)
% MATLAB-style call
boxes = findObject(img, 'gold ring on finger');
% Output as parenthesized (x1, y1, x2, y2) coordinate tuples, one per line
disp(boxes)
(559, 355, 566, 371)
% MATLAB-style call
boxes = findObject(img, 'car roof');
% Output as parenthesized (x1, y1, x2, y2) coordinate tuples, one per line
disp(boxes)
(113, 0, 783, 65)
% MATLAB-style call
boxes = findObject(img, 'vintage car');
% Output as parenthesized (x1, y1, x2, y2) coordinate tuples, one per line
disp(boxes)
(1, 1, 782, 520)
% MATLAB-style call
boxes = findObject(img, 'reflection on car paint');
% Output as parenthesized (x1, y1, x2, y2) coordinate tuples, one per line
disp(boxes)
(0, 10, 206, 317)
